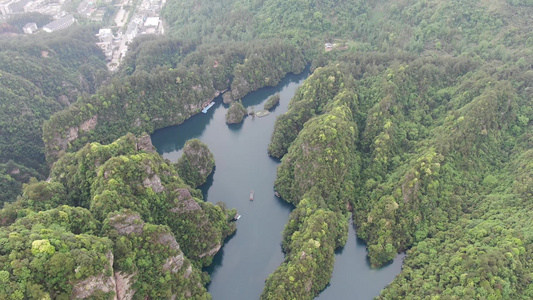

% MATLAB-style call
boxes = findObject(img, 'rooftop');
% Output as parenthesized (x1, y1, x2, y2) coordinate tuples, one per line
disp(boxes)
(23, 22, 37, 29)
(43, 14, 75, 32)
(144, 16, 158, 27)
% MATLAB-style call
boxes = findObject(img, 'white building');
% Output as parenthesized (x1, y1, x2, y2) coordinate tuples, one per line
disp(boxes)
(22, 22, 37, 34)
(144, 16, 158, 28)
(97, 28, 112, 40)
(96, 28, 113, 60)
(5, 0, 30, 14)
(0, 0, 13, 15)
(125, 18, 141, 43)
(43, 14, 75, 33)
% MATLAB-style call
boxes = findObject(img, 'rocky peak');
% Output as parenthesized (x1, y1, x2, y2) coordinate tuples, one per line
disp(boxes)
(109, 213, 145, 236)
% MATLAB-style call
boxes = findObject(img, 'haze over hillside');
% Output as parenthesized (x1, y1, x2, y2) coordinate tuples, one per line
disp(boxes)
(0, 0, 531, 299)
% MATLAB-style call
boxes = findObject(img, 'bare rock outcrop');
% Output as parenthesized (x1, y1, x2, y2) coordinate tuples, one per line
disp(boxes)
(114, 272, 137, 300)
(142, 161, 165, 193)
(80, 115, 98, 132)
(71, 273, 116, 299)
(71, 251, 116, 299)
(109, 213, 144, 236)
(157, 232, 181, 251)
(171, 189, 202, 213)
(135, 134, 156, 153)
(198, 243, 221, 258)
(47, 115, 99, 162)
(142, 174, 164, 193)
(162, 254, 185, 273)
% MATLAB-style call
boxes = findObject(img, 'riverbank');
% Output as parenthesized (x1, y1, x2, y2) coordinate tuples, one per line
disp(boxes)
(151, 69, 405, 299)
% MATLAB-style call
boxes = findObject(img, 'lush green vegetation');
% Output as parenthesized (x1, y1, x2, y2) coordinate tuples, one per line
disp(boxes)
(0, 27, 107, 205)
(102, 210, 212, 299)
(225, 100, 247, 124)
(264, 73, 360, 298)
(265, 48, 531, 297)
(161, 0, 370, 50)
(0, 0, 532, 298)
(0, 206, 114, 299)
(263, 93, 280, 111)
(257, 0, 533, 297)
(47, 134, 235, 264)
(177, 139, 215, 188)
(2, 13, 52, 34)
(262, 198, 347, 299)
(0, 133, 234, 298)
(43, 39, 305, 163)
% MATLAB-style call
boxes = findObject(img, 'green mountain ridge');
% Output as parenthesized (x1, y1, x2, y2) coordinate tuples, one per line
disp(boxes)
(0, 0, 531, 298)
(0, 133, 234, 299)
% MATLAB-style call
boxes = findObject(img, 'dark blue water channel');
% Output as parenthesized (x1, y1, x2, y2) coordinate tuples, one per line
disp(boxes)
(151, 70, 404, 299)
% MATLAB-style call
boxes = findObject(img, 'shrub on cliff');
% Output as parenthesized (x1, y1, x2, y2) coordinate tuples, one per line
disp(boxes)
(225, 101, 247, 124)
(177, 139, 215, 188)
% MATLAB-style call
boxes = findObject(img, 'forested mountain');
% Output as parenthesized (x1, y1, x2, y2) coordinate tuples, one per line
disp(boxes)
(259, 0, 532, 298)
(42, 39, 305, 163)
(266, 53, 531, 299)
(0, 27, 108, 204)
(0, 0, 531, 299)
(0, 134, 235, 299)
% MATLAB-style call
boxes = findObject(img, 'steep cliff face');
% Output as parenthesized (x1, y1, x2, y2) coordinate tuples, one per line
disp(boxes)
(43, 210, 212, 299)
(176, 139, 216, 188)
(43, 40, 305, 165)
(0, 133, 235, 298)
(0, 28, 108, 204)
(114, 272, 136, 300)
(229, 44, 306, 100)
(71, 251, 116, 299)
(104, 211, 211, 299)
(50, 133, 235, 263)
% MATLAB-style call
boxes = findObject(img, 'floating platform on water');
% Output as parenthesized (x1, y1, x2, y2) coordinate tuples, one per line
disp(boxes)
(255, 110, 270, 118)
(202, 101, 215, 113)
(250, 190, 254, 201)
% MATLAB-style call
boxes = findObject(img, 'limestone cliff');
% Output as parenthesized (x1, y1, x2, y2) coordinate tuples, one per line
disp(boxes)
(104, 211, 211, 299)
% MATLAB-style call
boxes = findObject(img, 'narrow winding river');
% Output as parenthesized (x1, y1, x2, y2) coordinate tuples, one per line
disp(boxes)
(151, 71, 404, 299)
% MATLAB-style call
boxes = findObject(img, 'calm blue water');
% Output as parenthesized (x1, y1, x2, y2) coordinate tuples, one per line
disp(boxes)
(151, 71, 404, 299)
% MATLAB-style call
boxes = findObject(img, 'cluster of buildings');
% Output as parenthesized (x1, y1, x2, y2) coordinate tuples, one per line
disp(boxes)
(77, 0, 106, 22)
(97, 0, 165, 70)
(2, 0, 165, 71)
(0, 0, 76, 33)
(43, 14, 75, 32)
(125, 15, 161, 42)
(1, 0, 65, 19)
(122, 0, 165, 42)
(19, 14, 76, 34)
(98, 14, 162, 67)
(0, 0, 112, 33)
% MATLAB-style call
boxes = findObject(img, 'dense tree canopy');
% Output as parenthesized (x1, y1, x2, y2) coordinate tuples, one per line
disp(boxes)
(0, 0, 531, 298)
(0, 27, 107, 205)
(0, 133, 235, 298)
